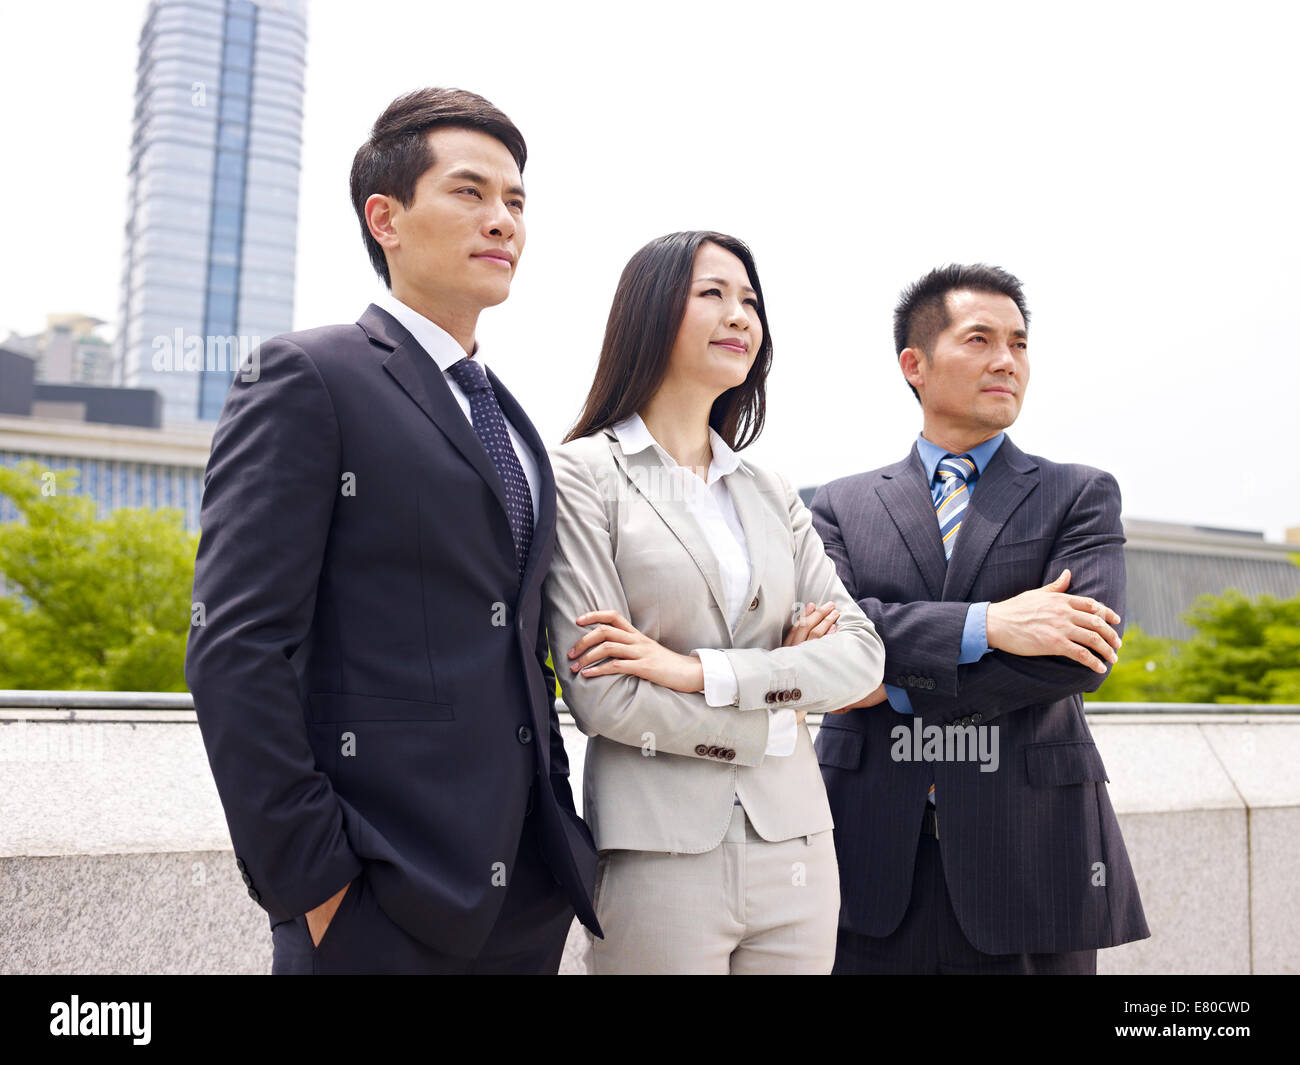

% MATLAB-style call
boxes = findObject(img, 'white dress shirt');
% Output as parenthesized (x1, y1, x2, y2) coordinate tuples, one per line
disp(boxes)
(373, 290, 540, 521)
(610, 413, 797, 757)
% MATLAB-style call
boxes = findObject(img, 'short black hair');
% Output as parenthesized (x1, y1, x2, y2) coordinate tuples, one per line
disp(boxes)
(893, 264, 1030, 402)
(349, 87, 527, 287)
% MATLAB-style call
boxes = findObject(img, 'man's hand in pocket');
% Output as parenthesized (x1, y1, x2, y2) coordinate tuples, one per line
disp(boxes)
(304, 880, 352, 948)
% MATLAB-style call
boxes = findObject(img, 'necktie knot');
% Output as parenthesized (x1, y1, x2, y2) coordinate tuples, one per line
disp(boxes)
(446, 355, 492, 393)
(936, 453, 976, 487)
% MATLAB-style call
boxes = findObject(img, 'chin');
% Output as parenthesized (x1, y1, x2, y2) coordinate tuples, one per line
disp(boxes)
(476, 280, 512, 308)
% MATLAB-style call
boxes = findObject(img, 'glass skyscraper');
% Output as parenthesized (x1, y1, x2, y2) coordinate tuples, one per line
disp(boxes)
(115, 0, 308, 425)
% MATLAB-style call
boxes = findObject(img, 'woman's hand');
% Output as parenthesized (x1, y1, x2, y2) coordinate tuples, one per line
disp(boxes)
(784, 602, 840, 722)
(567, 610, 705, 693)
(783, 600, 840, 647)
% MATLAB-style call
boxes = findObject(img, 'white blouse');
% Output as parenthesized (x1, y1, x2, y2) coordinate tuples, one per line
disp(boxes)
(610, 413, 797, 757)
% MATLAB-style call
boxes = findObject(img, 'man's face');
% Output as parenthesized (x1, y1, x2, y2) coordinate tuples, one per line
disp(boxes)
(905, 288, 1028, 442)
(378, 126, 526, 314)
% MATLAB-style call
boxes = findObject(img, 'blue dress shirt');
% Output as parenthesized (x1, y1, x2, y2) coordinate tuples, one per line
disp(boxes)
(885, 432, 1006, 715)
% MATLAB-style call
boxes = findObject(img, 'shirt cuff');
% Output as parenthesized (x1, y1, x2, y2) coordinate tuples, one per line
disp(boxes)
(884, 683, 913, 715)
(959, 602, 992, 664)
(764, 708, 798, 756)
(692, 648, 738, 707)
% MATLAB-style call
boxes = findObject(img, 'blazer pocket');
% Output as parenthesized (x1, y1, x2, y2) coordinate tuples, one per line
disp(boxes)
(815, 726, 864, 770)
(309, 693, 454, 722)
(1024, 740, 1109, 786)
(983, 535, 1051, 567)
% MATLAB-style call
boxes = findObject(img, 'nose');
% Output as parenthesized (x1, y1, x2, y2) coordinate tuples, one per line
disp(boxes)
(989, 339, 1017, 373)
(725, 299, 752, 331)
(483, 197, 516, 241)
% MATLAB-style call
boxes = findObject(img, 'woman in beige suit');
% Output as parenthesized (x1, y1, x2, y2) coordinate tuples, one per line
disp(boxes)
(543, 230, 886, 974)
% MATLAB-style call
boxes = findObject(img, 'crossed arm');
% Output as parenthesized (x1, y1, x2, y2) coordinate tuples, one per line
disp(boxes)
(543, 450, 885, 762)
(811, 471, 1125, 726)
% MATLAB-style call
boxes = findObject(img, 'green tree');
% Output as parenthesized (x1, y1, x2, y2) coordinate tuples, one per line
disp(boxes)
(1168, 589, 1300, 704)
(0, 462, 197, 691)
(1085, 623, 1179, 702)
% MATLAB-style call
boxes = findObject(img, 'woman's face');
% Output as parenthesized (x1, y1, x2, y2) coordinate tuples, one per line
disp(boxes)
(665, 242, 762, 396)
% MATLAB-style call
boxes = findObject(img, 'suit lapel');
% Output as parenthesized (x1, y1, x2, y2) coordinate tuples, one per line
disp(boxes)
(942, 437, 1039, 601)
(876, 447, 947, 600)
(721, 462, 767, 639)
(604, 428, 732, 635)
(366, 306, 512, 519)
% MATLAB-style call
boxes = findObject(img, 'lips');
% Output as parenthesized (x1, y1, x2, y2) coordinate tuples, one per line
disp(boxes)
(711, 339, 748, 354)
(473, 250, 514, 266)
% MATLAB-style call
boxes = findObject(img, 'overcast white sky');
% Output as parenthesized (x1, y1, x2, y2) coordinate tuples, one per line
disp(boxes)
(1, 0, 1297, 539)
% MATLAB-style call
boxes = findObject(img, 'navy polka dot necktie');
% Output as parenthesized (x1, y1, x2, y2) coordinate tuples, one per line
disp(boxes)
(445, 356, 534, 582)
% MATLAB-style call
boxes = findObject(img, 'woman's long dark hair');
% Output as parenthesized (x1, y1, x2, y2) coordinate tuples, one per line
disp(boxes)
(562, 230, 773, 449)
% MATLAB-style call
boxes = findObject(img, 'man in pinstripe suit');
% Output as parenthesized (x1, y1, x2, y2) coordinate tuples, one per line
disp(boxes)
(811, 264, 1149, 974)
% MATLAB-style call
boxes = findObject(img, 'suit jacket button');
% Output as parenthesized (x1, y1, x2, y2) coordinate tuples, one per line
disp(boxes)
(517, 725, 533, 744)
(707, 746, 721, 758)
(695, 744, 710, 756)
(765, 692, 776, 704)
(791, 688, 802, 700)
(749, 596, 759, 610)
(723, 749, 736, 761)
(247, 887, 260, 902)
(926, 679, 936, 690)
(971, 712, 982, 723)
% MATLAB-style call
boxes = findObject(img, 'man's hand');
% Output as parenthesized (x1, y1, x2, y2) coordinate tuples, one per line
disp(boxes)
(985, 569, 1121, 673)
(304, 879, 351, 948)
(824, 683, 889, 715)
(568, 610, 705, 693)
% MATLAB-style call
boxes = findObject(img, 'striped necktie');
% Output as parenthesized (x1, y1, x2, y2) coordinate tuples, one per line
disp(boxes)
(934, 453, 976, 560)
(927, 453, 976, 807)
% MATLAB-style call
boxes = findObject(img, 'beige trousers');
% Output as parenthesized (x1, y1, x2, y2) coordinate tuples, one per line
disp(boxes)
(589, 804, 840, 974)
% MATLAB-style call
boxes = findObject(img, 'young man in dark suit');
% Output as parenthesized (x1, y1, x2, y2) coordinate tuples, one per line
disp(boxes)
(811, 264, 1149, 974)
(186, 88, 600, 974)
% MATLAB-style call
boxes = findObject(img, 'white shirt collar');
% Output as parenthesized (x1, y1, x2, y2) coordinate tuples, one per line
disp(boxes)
(373, 289, 480, 373)
(610, 412, 741, 485)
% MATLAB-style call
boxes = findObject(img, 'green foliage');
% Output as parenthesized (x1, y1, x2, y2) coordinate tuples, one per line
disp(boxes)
(1090, 588, 1300, 704)
(1084, 624, 1179, 702)
(1171, 590, 1300, 704)
(0, 462, 197, 691)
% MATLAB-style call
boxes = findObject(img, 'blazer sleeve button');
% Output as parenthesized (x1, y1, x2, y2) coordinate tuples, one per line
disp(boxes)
(791, 688, 802, 700)
(695, 744, 710, 756)
(765, 692, 776, 704)
(723, 749, 736, 761)
(247, 887, 260, 902)
(707, 746, 721, 758)
(971, 712, 982, 724)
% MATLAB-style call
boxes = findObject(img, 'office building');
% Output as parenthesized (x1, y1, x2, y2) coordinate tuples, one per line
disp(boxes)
(114, 0, 308, 425)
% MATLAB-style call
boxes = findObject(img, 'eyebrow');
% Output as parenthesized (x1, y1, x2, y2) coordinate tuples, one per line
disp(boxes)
(695, 275, 757, 295)
(965, 322, 1028, 339)
(444, 167, 526, 197)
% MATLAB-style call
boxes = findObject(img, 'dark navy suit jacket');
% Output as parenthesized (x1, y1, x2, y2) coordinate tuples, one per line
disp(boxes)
(185, 305, 600, 959)
(811, 437, 1149, 954)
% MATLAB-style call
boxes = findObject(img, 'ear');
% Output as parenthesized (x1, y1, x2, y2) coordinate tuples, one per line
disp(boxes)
(365, 193, 400, 251)
(899, 347, 926, 393)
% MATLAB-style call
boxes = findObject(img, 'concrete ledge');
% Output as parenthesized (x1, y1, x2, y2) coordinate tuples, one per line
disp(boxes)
(2, 695, 1297, 974)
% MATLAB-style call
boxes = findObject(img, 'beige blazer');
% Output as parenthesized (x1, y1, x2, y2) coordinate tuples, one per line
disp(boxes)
(543, 427, 886, 854)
